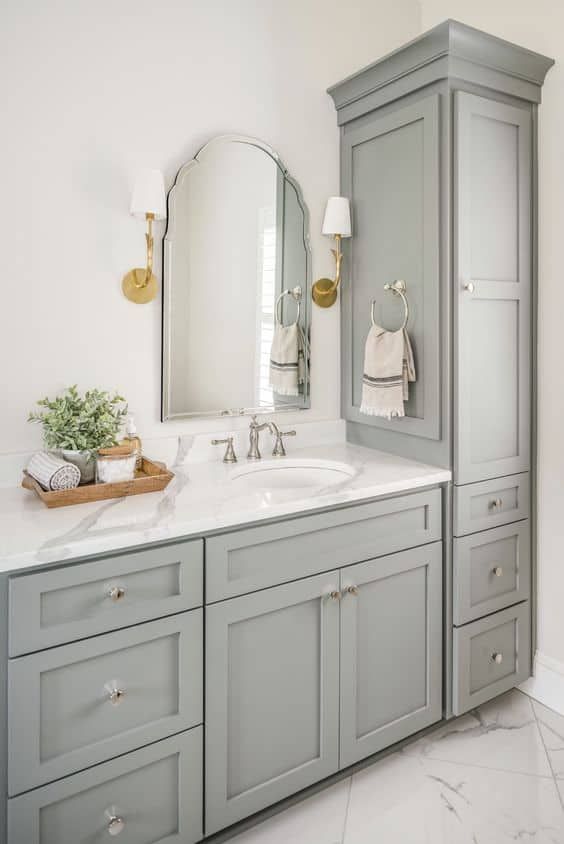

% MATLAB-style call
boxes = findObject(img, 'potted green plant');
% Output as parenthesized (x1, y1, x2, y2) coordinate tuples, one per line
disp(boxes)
(28, 386, 128, 483)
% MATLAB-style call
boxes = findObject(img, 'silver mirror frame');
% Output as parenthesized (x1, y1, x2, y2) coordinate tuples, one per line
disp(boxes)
(161, 135, 311, 421)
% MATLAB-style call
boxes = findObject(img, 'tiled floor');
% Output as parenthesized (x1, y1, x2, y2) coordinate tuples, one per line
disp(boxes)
(230, 690, 564, 843)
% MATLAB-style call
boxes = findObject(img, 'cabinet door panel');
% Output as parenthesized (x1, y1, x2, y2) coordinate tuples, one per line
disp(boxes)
(205, 573, 340, 835)
(340, 543, 442, 768)
(455, 92, 531, 483)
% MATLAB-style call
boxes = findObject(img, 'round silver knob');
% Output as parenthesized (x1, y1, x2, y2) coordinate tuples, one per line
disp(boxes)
(492, 566, 503, 578)
(464, 282, 475, 293)
(345, 585, 359, 596)
(492, 652, 503, 665)
(108, 586, 125, 602)
(107, 815, 125, 836)
(490, 498, 502, 510)
(108, 688, 126, 706)
(328, 590, 341, 601)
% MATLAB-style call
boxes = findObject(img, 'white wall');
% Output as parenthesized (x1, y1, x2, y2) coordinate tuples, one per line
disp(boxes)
(420, 0, 564, 671)
(0, 0, 420, 455)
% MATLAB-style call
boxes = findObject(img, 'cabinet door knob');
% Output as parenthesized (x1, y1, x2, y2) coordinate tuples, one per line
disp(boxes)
(464, 282, 475, 293)
(345, 585, 359, 596)
(108, 586, 126, 602)
(489, 498, 503, 510)
(326, 590, 341, 601)
(107, 815, 125, 836)
(491, 652, 503, 665)
(492, 566, 503, 578)
(108, 687, 126, 706)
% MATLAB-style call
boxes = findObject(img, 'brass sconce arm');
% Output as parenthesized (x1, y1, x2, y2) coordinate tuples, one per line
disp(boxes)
(122, 212, 158, 304)
(312, 233, 343, 308)
(142, 213, 155, 288)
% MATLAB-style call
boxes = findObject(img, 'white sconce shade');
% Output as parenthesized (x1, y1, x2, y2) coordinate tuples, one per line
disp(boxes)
(322, 196, 351, 237)
(130, 169, 167, 220)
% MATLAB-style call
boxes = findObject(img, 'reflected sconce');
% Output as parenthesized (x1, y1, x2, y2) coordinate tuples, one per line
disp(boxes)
(122, 169, 167, 304)
(311, 196, 352, 308)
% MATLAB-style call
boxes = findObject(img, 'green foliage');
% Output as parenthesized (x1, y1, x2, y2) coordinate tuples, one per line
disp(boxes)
(28, 385, 128, 453)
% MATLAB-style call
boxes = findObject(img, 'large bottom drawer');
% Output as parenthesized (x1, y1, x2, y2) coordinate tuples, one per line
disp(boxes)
(453, 603, 531, 716)
(7, 728, 203, 844)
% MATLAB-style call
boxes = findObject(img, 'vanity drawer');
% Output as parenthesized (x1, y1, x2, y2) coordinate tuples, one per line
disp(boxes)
(453, 521, 530, 625)
(9, 538, 203, 656)
(452, 603, 531, 715)
(8, 610, 202, 795)
(453, 474, 529, 537)
(206, 489, 442, 602)
(8, 727, 203, 844)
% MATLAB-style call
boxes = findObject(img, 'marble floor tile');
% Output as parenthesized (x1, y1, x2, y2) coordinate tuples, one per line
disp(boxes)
(533, 700, 564, 779)
(404, 689, 553, 776)
(344, 754, 564, 843)
(228, 779, 351, 844)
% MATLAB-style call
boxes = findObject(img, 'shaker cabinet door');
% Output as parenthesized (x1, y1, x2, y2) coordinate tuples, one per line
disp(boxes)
(455, 92, 532, 484)
(339, 543, 442, 768)
(205, 572, 340, 835)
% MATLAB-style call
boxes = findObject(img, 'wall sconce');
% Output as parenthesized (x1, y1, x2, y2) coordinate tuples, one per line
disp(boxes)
(311, 196, 352, 308)
(122, 169, 167, 304)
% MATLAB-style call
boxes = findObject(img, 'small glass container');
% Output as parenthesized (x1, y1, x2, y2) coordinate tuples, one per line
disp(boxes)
(96, 446, 137, 484)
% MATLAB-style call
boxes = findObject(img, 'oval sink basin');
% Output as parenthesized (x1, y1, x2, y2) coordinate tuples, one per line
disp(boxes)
(230, 459, 356, 491)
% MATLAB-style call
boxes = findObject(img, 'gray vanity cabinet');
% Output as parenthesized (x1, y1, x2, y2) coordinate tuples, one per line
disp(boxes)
(455, 93, 532, 485)
(329, 20, 553, 718)
(205, 572, 341, 835)
(339, 543, 442, 768)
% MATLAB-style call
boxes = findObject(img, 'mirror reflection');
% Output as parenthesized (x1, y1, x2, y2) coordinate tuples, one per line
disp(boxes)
(162, 136, 311, 420)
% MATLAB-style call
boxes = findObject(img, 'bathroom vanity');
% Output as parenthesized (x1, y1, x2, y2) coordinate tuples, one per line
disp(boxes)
(0, 443, 449, 843)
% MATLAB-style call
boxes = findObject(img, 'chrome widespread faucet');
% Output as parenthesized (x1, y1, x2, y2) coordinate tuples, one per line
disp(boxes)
(248, 416, 297, 460)
(247, 416, 271, 460)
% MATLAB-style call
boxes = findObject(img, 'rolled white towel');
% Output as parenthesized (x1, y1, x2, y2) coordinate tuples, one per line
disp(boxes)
(27, 452, 81, 491)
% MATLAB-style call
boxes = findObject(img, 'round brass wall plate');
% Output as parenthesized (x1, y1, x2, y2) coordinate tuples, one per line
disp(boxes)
(122, 269, 158, 304)
(312, 278, 338, 308)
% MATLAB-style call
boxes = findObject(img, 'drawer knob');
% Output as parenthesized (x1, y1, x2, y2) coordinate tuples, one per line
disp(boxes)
(345, 585, 359, 596)
(489, 498, 503, 510)
(107, 815, 125, 836)
(464, 282, 475, 293)
(492, 566, 504, 578)
(108, 687, 126, 706)
(108, 586, 126, 602)
(492, 652, 504, 665)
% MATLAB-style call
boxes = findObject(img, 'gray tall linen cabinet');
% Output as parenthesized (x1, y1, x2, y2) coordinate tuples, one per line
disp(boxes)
(329, 20, 553, 716)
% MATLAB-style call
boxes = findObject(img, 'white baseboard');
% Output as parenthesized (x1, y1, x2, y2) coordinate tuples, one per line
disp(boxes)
(520, 650, 564, 716)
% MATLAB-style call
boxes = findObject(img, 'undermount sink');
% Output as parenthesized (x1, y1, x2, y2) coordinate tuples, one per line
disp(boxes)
(230, 458, 356, 491)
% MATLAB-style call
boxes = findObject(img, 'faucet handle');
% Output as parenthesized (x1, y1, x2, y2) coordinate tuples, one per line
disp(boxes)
(272, 428, 296, 457)
(211, 436, 237, 464)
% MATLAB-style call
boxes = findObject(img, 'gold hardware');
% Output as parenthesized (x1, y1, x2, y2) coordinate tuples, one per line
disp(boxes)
(108, 586, 126, 602)
(122, 213, 158, 304)
(108, 687, 126, 706)
(491, 652, 503, 665)
(493, 566, 503, 578)
(312, 234, 343, 308)
(345, 585, 359, 596)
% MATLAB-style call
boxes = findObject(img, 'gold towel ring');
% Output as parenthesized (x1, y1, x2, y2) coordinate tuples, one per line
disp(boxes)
(371, 280, 409, 329)
(276, 286, 302, 327)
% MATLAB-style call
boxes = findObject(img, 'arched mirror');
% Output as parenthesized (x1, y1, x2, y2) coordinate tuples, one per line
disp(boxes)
(162, 136, 311, 420)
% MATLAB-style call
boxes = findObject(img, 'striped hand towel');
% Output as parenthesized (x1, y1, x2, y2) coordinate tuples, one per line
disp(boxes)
(359, 324, 416, 418)
(270, 323, 305, 397)
(26, 451, 81, 491)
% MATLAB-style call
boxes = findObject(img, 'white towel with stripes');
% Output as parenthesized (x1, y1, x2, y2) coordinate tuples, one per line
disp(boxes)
(269, 323, 306, 396)
(26, 451, 81, 491)
(359, 324, 416, 418)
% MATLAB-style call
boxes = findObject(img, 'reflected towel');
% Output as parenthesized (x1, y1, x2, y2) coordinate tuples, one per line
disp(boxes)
(27, 451, 81, 491)
(270, 323, 305, 397)
(359, 324, 416, 418)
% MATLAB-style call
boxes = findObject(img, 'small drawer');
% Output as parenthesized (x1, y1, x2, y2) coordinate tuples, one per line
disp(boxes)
(453, 603, 531, 716)
(8, 728, 203, 844)
(454, 474, 529, 537)
(206, 489, 442, 602)
(9, 538, 203, 656)
(453, 521, 530, 625)
(8, 611, 202, 795)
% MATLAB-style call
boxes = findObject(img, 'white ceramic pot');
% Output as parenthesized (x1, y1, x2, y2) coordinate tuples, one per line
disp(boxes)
(60, 449, 96, 484)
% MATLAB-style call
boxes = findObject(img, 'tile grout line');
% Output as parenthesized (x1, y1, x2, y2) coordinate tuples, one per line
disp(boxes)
(340, 776, 353, 844)
(530, 698, 564, 811)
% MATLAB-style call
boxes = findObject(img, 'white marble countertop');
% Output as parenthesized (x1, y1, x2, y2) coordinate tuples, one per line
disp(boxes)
(0, 440, 451, 574)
